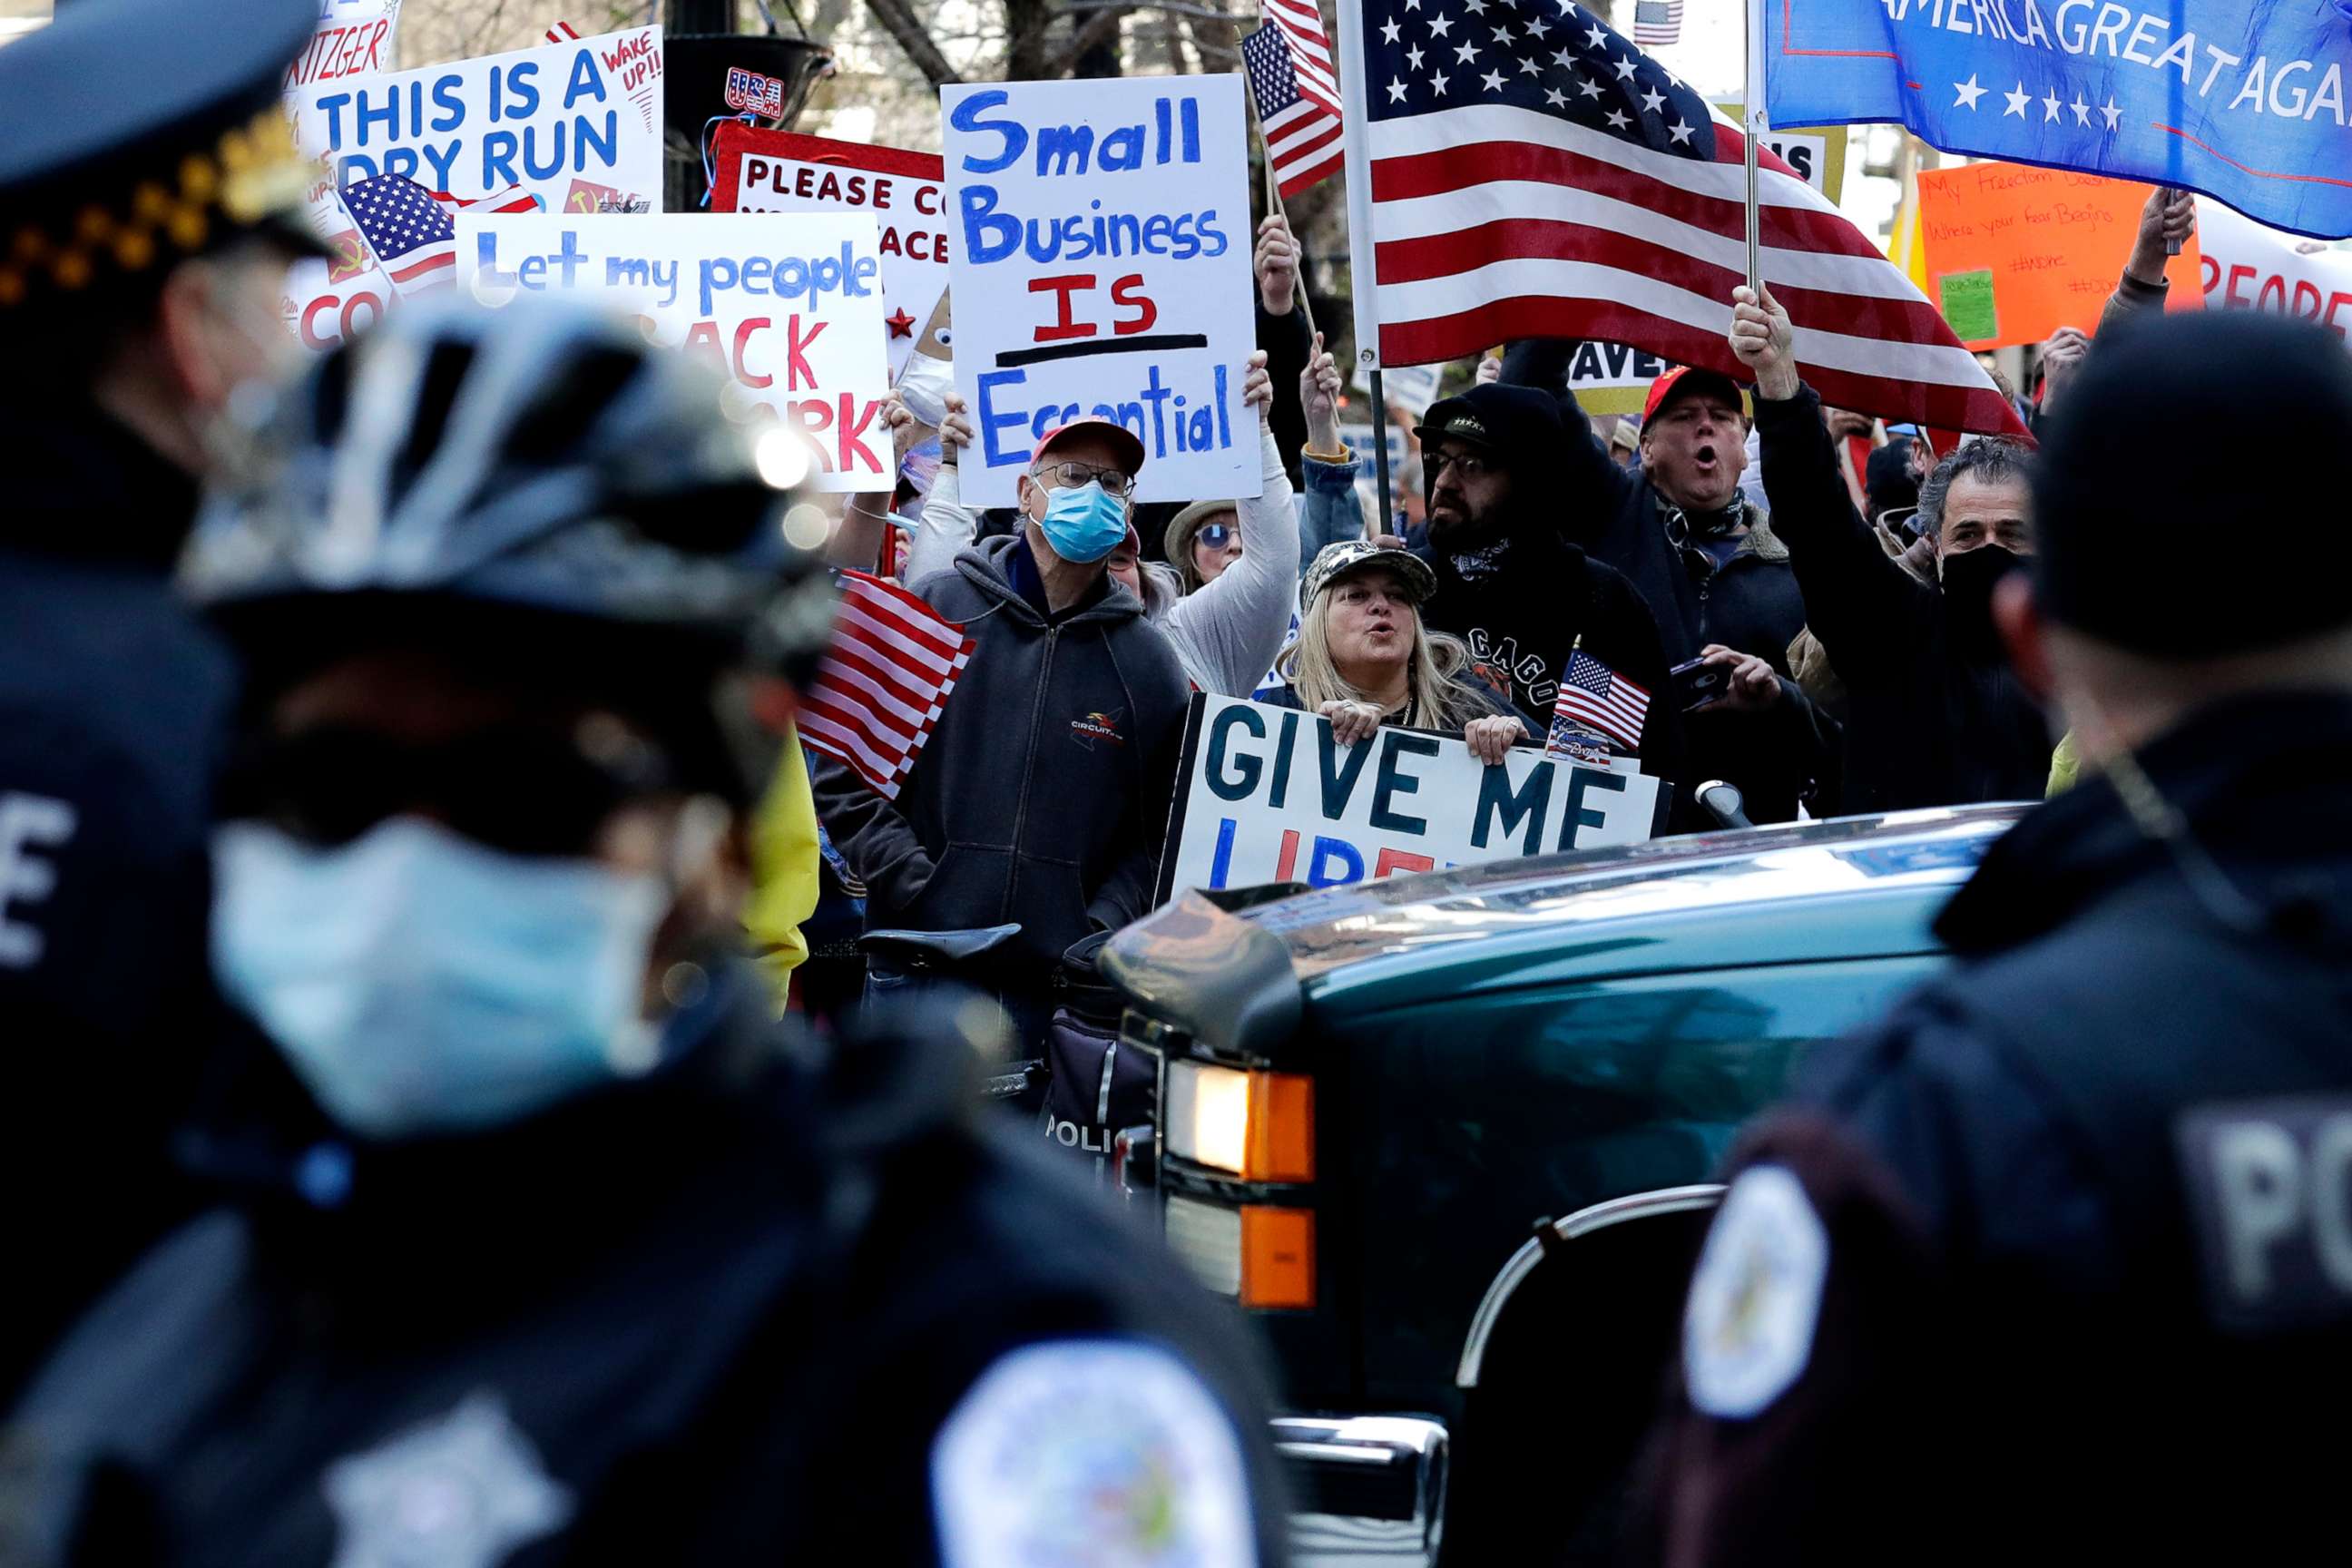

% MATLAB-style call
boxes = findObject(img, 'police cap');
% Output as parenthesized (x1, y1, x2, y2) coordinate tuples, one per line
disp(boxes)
(2032, 310, 2352, 657)
(0, 0, 318, 313)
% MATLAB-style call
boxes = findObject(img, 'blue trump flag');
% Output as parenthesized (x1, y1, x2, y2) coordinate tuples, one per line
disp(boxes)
(1762, 1, 2352, 239)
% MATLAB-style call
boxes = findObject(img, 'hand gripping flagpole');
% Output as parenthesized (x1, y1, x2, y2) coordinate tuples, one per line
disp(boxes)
(1236, 17, 1318, 341)
(1742, 0, 1765, 296)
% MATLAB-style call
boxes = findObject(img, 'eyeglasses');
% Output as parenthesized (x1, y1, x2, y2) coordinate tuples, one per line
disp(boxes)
(219, 722, 677, 858)
(1426, 449, 1495, 482)
(1032, 460, 1136, 497)
(1196, 524, 1238, 553)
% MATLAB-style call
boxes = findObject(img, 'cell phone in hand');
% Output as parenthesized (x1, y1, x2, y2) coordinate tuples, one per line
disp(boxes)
(1671, 657, 1730, 712)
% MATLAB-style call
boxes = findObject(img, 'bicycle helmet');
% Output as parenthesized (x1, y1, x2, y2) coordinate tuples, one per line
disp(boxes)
(184, 295, 838, 800)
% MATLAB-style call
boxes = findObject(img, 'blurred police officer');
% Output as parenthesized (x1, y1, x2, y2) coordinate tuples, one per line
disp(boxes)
(0, 300, 1286, 1565)
(1644, 310, 2352, 1566)
(0, 0, 319, 1394)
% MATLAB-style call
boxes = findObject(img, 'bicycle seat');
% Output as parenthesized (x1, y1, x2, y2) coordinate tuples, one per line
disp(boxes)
(857, 924, 1025, 967)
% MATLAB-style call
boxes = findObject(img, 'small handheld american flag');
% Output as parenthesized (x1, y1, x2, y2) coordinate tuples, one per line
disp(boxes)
(1242, 19, 1346, 200)
(343, 176, 538, 296)
(797, 572, 976, 801)
(1551, 644, 1651, 755)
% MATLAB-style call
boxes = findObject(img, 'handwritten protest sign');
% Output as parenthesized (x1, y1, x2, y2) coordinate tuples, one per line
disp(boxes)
(2196, 200, 2352, 346)
(456, 212, 892, 491)
(1158, 694, 1661, 902)
(289, 25, 663, 214)
(711, 126, 949, 382)
(1918, 163, 2201, 350)
(942, 75, 1260, 507)
(286, 0, 404, 93)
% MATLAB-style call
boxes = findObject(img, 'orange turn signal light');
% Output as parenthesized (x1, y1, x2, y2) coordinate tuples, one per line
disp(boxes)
(1240, 1204, 1317, 1310)
(1244, 1072, 1316, 1183)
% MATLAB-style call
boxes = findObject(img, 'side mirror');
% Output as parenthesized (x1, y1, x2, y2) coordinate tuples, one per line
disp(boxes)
(1694, 779, 1752, 831)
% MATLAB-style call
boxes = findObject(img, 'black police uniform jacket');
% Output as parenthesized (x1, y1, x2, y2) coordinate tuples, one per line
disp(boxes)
(0, 973, 1289, 1564)
(1640, 692, 2352, 1567)
(1753, 384, 2050, 813)
(0, 397, 234, 1398)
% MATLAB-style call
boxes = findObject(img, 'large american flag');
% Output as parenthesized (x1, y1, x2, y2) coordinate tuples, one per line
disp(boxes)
(1243, 24, 1347, 200)
(1343, 0, 2026, 436)
(342, 175, 540, 295)
(797, 572, 976, 800)
(1551, 645, 1650, 753)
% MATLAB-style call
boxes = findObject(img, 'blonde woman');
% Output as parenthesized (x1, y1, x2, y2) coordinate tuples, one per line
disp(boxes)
(1270, 542, 1533, 764)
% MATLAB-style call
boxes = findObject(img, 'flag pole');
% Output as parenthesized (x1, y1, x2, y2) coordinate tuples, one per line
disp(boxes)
(1236, 19, 1318, 341)
(1329, 0, 1392, 536)
(1741, 0, 1764, 294)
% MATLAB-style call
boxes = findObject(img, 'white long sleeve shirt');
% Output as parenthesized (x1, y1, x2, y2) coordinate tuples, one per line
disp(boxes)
(905, 427, 1299, 697)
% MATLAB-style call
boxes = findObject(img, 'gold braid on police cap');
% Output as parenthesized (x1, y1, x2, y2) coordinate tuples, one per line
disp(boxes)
(0, 107, 311, 309)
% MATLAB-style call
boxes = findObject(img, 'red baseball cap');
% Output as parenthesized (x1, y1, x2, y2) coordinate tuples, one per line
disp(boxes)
(1033, 414, 1147, 475)
(1642, 365, 1750, 426)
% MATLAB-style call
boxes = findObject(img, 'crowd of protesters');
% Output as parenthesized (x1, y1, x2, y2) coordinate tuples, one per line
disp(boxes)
(790, 185, 2211, 1015)
(11, 0, 2337, 1546)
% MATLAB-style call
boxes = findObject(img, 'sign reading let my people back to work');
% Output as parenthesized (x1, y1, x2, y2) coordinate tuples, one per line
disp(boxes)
(711, 126, 950, 383)
(289, 25, 664, 212)
(456, 213, 892, 491)
(942, 75, 1261, 507)
(1159, 695, 1662, 903)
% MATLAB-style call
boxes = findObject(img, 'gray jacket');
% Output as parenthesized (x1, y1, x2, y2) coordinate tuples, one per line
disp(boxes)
(907, 429, 1299, 697)
(810, 534, 1192, 978)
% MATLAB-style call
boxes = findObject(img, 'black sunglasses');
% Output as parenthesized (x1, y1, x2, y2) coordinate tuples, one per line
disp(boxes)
(219, 722, 678, 858)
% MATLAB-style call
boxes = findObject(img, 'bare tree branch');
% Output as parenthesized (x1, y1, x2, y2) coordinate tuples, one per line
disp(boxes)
(861, 0, 962, 85)
(1068, 0, 1237, 21)
(1061, 3, 1135, 72)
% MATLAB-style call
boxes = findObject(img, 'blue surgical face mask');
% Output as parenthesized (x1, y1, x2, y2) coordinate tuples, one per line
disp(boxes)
(1034, 478, 1130, 564)
(211, 818, 671, 1141)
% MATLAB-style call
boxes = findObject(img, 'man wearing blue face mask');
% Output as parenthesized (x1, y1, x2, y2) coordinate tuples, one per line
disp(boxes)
(813, 415, 1192, 1051)
(2, 300, 1288, 1566)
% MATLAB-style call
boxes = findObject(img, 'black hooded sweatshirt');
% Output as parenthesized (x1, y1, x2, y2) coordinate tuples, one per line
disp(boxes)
(1415, 524, 1690, 806)
(1755, 384, 2050, 811)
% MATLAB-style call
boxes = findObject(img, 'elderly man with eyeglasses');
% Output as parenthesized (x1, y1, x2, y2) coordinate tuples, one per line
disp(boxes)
(902, 352, 1296, 701)
(811, 408, 1196, 1055)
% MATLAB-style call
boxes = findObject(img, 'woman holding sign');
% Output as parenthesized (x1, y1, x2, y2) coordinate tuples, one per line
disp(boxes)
(1269, 542, 1531, 765)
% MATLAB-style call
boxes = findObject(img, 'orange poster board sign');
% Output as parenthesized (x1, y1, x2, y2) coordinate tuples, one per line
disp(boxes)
(1918, 163, 2202, 350)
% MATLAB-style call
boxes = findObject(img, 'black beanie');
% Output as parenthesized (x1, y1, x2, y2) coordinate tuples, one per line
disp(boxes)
(2033, 310, 2352, 656)
(1415, 383, 1566, 462)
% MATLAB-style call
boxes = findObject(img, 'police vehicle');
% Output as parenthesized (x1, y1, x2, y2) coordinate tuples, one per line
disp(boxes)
(1101, 805, 2024, 1565)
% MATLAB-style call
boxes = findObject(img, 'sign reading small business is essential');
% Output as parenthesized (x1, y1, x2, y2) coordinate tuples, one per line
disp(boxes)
(289, 24, 663, 213)
(941, 74, 1261, 507)
(711, 125, 950, 381)
(455, 211, 892, 491)
(1158, 694, 1662, 902)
